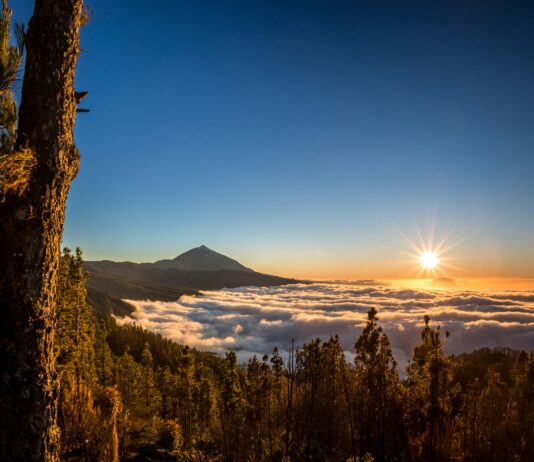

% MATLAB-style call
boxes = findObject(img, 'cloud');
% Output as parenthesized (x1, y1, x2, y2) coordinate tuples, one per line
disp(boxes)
(431, 277, 457, 288)
(118, 283, 534, 367)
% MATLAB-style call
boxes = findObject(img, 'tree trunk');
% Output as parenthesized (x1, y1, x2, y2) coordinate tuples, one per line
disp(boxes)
(0, 0, 84, 460)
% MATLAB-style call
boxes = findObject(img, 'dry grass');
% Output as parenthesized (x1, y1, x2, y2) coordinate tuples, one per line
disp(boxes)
(0, 146, 35, 198)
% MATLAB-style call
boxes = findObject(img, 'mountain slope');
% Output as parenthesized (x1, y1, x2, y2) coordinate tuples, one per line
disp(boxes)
(85, 246, 298, 317)
(152, 245, 252, 272)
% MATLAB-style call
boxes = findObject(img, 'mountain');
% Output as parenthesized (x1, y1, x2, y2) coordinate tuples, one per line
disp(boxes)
(85, 246, 298, 317)
(152, 245, 253, 272)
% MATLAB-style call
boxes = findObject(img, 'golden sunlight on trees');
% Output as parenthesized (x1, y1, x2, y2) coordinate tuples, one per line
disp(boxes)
(48, 252, 534, 460)
(0, 1, 532, 460)
(0, 0, 85, 459)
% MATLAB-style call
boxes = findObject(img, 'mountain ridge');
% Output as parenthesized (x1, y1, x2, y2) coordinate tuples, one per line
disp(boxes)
(152, 245, 253, 272)
(85, 245, 299, 317)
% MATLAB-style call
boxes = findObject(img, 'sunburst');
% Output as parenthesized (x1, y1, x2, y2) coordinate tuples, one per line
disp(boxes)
(389, 213, 475, 279)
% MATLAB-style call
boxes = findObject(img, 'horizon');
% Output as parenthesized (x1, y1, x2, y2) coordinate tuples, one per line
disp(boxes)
(12, 0, 534, 282)
(84, 242, 534, 290)
(2, 1, 534, 460)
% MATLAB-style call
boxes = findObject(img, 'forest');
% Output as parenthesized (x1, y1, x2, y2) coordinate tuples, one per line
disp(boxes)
(57, 248, 534, 461)
(0, 1, 533, 461)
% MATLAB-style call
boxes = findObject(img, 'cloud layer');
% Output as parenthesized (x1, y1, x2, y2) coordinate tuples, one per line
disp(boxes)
(119, 283, 534, 366)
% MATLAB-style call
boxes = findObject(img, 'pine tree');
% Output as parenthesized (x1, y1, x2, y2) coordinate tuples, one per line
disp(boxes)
(199, 376, 216, 437)
(0, 0, 22, 153)
(244, 355, 271, 460)
(0, 0, 85, 458)
(55, 247, 125, 462)
(407, 315, 452, 462)
(220, 351, 245, 462)
(117, 347, 140, 408)
(354, 308, 399, 462)
(178, 346, 196, 449)
(319, 335, 349, 458)
(268, 347, 286, 459)
(56, 247, 97, 386)
(296, 337, 322, 458)
(141, 342, 155, 407)
(156, 366, 173, 421)
(509, 352, 534, 461)
(94, 319, 115, 388)
(478, 370, 508, 460)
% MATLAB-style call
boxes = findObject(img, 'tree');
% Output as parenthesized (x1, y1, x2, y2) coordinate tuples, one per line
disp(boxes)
(509, 352, 534, 461)
(94, 320, 115, 388)
(0, 0, 85, 459)
(354, 308, 400, 462)
(407, 316, 452, 462)
(177, 347, 195, 449)
(140, 342, 155, 407)
(117, 346, 140, 408)
(0, 0, 22, 154)
(220, 351, 245, 461)
(156, 366, 172, 421)
(296, 337, 322, 459)
(243, 354, 271, 460)
(319, 335, 349, 458)
(56, 248, 97, 387)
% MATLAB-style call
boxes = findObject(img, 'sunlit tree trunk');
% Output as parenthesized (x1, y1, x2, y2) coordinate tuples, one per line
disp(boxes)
(0, 0, 84, 460)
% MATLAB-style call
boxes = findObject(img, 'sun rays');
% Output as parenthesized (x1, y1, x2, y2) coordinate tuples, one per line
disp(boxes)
(389, 213, 478, 279)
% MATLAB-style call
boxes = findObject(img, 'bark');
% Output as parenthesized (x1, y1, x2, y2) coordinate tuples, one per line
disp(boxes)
(0, 0, 83, 460)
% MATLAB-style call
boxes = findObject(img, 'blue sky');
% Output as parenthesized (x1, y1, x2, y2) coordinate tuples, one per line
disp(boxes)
(14, 1, 534, 278)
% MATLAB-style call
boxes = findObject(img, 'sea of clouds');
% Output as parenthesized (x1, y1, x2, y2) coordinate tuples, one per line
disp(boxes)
(119, 282, 534, 367)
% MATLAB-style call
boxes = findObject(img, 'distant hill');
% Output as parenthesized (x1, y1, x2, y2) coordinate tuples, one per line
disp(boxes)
(153, 245, 253, 272)
(86, 287, 142, 318)
(85, 246, 298, 317)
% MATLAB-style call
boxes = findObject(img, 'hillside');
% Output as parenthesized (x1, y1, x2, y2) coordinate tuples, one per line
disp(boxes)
(85, 246, 298, 316)
(153, 244, 253, 271)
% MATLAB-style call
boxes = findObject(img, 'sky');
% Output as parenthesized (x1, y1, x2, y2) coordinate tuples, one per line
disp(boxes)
(14, 1, 534, 280)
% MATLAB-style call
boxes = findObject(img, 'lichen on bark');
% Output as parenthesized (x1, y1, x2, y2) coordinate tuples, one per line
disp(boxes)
(0, 1, 84, 460)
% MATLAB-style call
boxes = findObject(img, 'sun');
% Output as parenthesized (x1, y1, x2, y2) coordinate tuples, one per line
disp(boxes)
(420, 252, 438, 270)
(394, 216, 469, 278)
